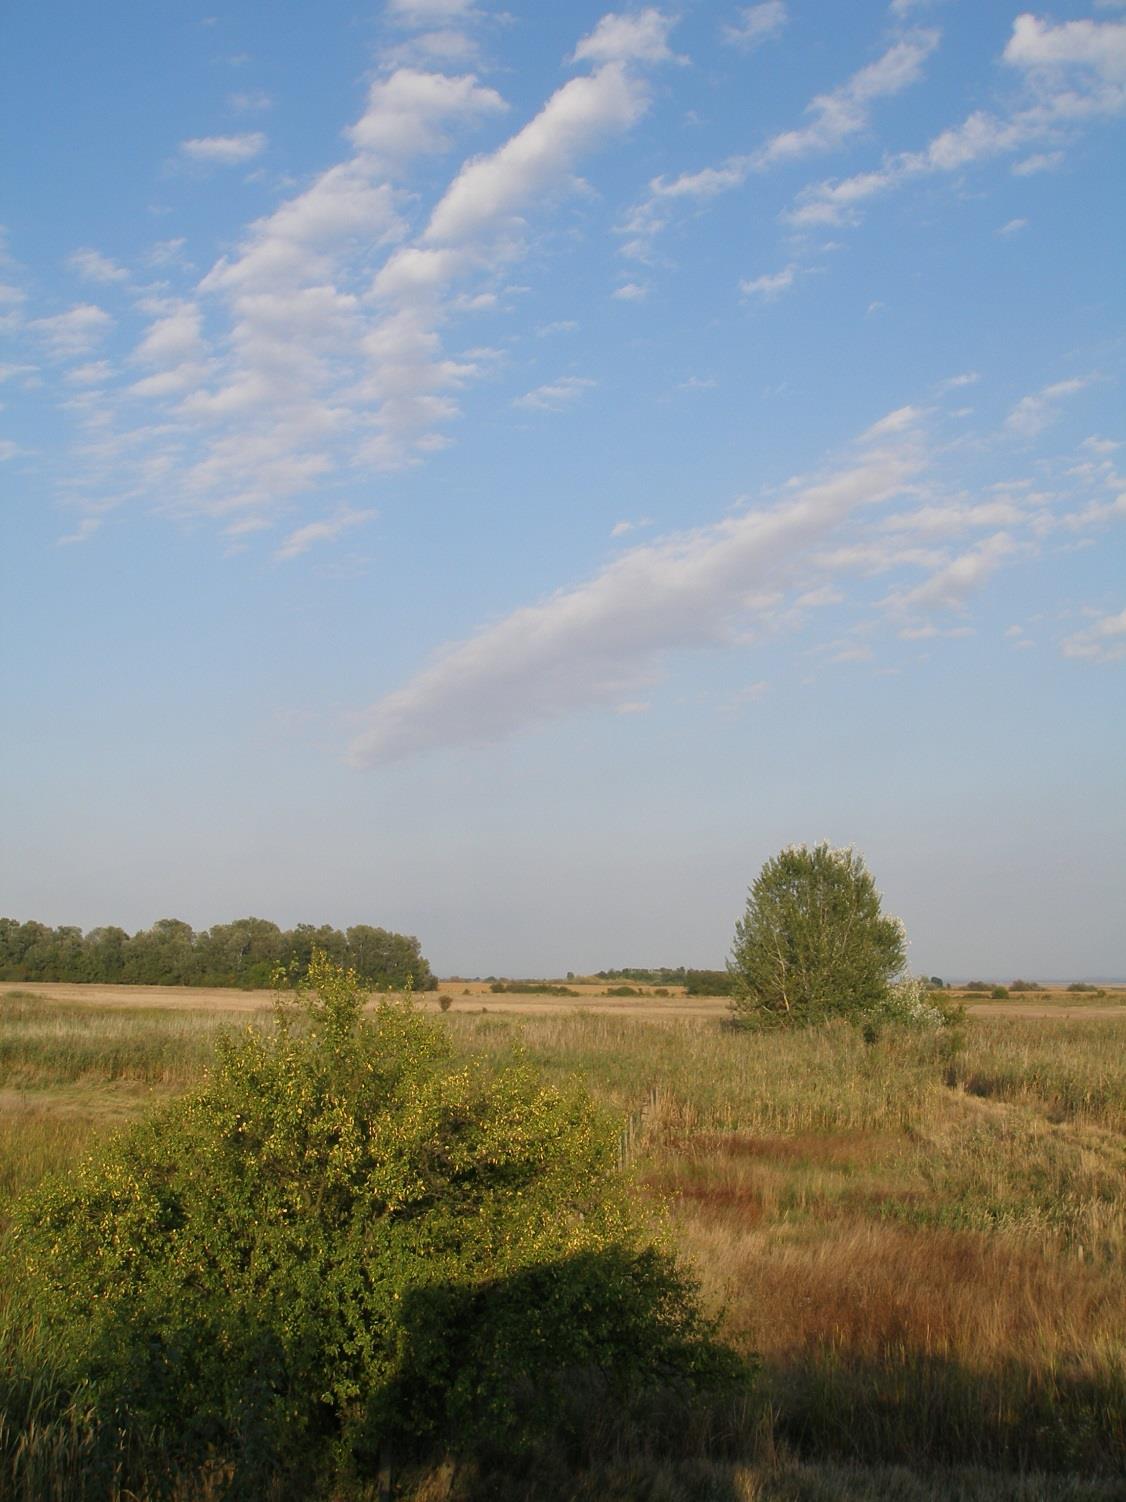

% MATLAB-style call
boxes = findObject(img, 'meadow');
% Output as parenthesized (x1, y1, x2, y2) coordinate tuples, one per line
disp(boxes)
(1, 984, 1124, 1500)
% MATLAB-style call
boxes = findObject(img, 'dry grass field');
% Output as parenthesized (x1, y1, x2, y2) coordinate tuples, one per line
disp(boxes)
(11, 977, 1126, 1022)
(2, 982, 1125, 1499)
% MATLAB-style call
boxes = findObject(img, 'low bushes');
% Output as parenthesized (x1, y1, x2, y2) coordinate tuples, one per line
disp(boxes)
(3, 956, 736, 1497)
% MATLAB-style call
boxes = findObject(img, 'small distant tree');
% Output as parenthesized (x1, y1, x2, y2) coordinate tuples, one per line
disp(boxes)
(729, 843, 906, 1028)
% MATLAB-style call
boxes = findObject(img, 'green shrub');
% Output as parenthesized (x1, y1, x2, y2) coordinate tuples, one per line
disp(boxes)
(4, 955, 733, 1495)
(991, 986, 1009, 1000)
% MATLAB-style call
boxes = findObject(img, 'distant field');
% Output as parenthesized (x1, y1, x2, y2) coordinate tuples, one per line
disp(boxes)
(2, 982, 1125, 1497)
(10, 977, 1126, 1022)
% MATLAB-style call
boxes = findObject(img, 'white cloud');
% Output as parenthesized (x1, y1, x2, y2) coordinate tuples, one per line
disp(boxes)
(862, 405, 923, 439)
(740, 265, 796, 299)
(56, 516, 104, 546)
(997, 217, 1028, 235)
(424, 65, 649, 247)
(346, 68, 506, 166)
(513, 376, 596, 412)
(30, 303, 114, 358)
(67, 248, 129, 284)
(759, 29, 940, 167)
(790, 14, 1126, 227)
(228, 89, 272, 112)
(1013, 150, 1063, 175)
(572, 10, 678, 66)
(722, 3, 787, 52)
(613, 281, 648, 301)
(1061, 606, 1126, 663)
(386, 0, 477, 22)
(1003, 14, 1126, 81)
(66, 360, 114, 385)
(886, 531, 1019, 615)
(1006, 377, 1088, 438)
(180, 132, 267, 164)
(937, 371, 980, 392)
(348, 438, 920, 765)
(880, 498, 1026, 537)
(623, 29, 938, 252)
(273, 505, 377, 561)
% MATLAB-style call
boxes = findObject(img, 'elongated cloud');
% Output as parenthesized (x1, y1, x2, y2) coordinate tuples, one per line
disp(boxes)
(423, 63, 648, 246)
(181, 133, 267, 164)
(788, 14, 1126, 226)
(348, 441, 920, 765)
(620, 29, 938, 253)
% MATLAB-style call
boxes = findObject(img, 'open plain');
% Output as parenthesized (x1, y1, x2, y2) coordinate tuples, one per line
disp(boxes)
(2, 980, 1125, 1499)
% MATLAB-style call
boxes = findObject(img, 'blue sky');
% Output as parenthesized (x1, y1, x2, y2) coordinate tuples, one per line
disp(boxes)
(2, 1, 1124, 979)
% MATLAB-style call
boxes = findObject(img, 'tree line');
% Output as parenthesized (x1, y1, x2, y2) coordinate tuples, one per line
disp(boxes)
(0, 916, 437, 991)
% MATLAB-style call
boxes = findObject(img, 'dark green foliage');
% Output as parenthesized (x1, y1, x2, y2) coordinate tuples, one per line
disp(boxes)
(683, 970, 735, 997)
(729, 844, 906, 1029)
(991, 986, 1010, 999)
(488, 981, 578, 996)
(1009, 979, 1044, 993)
(595, 967, 688, 985)
(0, 915, 436, 991)
(4, 956, 733, 1496)
(963, 982, 992, 993)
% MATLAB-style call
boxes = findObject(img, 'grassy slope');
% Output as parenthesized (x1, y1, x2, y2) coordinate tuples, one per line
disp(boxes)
(1, 990, 1124, 1499)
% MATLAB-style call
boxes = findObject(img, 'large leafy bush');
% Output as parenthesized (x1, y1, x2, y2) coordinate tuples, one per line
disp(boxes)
(7, 956, 731, 1496)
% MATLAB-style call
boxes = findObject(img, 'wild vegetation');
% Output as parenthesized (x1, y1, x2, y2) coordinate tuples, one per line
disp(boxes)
(1, 979, 1124, 1499)
(0, 916, 437, 990)
(729, 844, 911, 1029)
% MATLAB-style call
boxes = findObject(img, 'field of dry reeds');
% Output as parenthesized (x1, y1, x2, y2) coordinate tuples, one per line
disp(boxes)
(1, 986, 1124, 1500)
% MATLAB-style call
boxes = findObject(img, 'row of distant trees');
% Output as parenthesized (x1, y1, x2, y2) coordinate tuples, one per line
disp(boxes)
(0, 917, 437, 991)
(585, 967, 737, 995)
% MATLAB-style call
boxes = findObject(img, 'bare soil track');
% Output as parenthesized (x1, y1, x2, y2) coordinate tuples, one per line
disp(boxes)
(7, 981, 1125, 1023)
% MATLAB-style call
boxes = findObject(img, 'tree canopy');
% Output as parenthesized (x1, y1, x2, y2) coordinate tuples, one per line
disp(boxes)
(0, 915, 436, 990)
(729, 843, 906, 1028)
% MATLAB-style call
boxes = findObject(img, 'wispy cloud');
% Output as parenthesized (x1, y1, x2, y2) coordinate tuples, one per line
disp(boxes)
(67, 248, 129, 284)
(620, 29, 939, 255)
(1061, 605, 1126, 663)
(348, 431, 921, 765)
(1006, 377, 1088, 438)
(180, 132, 267, 164)
(30, 304, 114, 358)
(722, 3, 787, 52)
(787, 13, 1126, 226)
(513, 376, 596, 412)
(885, 531, 1019, 615)
(273, 505, 377, 561)
(740, 265, 796, 299)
